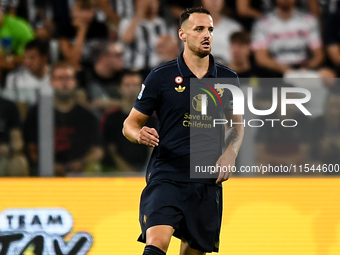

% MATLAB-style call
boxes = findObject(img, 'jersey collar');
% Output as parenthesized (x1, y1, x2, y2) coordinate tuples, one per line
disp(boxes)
(177, 52, 217, 78)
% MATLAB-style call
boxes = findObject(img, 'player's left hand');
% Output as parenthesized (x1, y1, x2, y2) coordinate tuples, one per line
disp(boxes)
(214, 152, 236, 184)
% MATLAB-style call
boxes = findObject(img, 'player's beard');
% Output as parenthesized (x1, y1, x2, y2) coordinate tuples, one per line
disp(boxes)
(196, 48, 211, 58)
(188, 41, 211, 58)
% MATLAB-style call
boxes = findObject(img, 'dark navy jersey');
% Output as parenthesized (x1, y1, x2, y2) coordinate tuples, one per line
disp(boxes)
(133, 53, 239, 185)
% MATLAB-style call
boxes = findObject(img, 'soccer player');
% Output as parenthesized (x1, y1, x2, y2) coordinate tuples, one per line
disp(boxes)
(123, 7, 244, 255)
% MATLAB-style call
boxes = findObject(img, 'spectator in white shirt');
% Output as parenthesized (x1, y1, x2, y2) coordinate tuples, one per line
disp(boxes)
(252, 0, 323, 76)
(4, 39, 50, 106)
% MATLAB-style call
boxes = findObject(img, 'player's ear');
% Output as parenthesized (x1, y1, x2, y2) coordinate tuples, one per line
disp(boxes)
(179, 28, 186, 42)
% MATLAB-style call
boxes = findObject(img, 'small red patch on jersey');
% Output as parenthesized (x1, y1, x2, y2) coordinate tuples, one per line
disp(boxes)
(175, 76, 183, 84)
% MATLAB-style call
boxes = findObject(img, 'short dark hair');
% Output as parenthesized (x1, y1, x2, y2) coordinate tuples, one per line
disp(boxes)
(230, 31, 251, 45)
(25, 39, 50, 56)
(179, 7, 211, 27)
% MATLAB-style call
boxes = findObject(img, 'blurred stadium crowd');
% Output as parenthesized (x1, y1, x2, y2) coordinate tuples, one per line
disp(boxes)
(0, 0, 340, 176)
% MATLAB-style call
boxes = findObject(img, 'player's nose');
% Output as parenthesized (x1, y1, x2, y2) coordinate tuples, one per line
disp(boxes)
(204, 29, 212, 39)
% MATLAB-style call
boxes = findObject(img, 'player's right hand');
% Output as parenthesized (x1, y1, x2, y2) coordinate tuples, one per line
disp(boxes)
(137, 126, 159, 147)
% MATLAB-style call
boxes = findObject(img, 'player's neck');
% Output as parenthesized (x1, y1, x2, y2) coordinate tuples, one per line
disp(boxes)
(183, 51, 210, 79)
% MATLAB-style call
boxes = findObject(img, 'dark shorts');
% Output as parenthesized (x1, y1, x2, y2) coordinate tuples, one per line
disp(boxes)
(137, 179, 223, 253)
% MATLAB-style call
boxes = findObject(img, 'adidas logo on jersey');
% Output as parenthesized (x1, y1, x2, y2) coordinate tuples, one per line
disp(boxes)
(175, 85, 186, 92)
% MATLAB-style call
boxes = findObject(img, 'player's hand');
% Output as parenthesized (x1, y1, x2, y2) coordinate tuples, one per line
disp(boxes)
(214, 152, 236, 184)
(137, 126, 159, 147)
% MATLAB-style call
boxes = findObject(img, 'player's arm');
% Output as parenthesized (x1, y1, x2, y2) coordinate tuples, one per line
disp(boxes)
(225, 113, 244, 156)
(215, 112, 244, 183)
(123, 108, 159, 147)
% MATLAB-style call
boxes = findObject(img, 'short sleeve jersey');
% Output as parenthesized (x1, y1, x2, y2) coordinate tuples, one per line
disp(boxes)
(133, 53, 240, 185)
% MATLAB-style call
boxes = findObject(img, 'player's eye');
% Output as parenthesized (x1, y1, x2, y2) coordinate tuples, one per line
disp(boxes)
(209, 28, 214, 33)
(196, 27, 203, 31)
